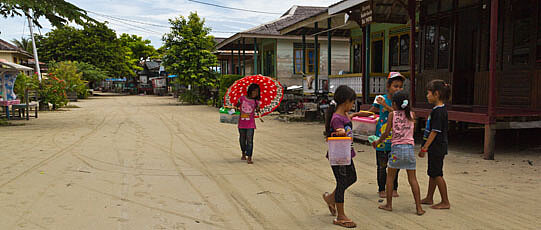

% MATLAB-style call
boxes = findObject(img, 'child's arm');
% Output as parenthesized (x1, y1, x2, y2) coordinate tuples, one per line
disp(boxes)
(419, 131, 437, 158)
(350, 106, 378, 118)
(376, 96, 394, 112)
(373, 112, 393, 148)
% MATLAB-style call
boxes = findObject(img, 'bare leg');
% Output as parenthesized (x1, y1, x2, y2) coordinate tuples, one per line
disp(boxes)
(323, 190, 337, 216)
(379, 168, 398, 212)
(421, 177, 436, 205)
(406, 170, 425, 215)
(431, 176, 450, 209)
(334, 202, 356, 228)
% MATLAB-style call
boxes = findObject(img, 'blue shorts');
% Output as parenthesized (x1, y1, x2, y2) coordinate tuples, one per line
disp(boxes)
(388, 144, 416, 170)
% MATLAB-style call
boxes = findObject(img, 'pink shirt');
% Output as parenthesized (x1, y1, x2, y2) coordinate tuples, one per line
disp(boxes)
(391, 111, 415, 146)
(238, 96, 259, 129)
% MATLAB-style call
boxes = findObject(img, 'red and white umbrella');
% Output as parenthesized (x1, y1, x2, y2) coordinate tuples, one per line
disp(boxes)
(224, 75, 284, 117)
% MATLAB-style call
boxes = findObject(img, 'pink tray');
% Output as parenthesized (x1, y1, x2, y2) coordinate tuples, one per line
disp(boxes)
(352, 116, 378, 124)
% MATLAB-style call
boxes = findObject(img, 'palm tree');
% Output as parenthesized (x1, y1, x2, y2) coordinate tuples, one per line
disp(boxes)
(11, 37, 33, 53)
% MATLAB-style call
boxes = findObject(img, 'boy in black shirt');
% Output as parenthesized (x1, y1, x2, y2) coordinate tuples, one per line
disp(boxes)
(419, 80, 451, 209)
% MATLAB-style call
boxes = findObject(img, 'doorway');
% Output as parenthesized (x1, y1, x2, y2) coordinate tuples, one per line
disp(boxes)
(453, 8, 479, 105)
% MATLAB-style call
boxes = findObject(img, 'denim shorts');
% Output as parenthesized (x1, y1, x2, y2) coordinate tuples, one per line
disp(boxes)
(388, 144, 416, 170)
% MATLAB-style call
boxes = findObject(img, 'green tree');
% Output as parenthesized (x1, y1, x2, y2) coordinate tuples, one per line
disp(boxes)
(0, 0, 93, 28)
(162, 12, 218, 104)
(119, 34, 157, 61)
(36, 22, 134, 77)
(10, 37, 33, 53)
(74, 61, 108, 88)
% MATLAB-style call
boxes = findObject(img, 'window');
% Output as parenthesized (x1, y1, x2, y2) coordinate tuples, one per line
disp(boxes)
(424, 25, 436, 69)
(294, 49, 302, 73)
(309, 50, 318, 73)
(511, 0, 532, 65)
(400, 35, 410, 66)
(438, 19, 451, 69)
(372, 40, 384, 73)
(263, 48, 275, 77)
(293, 43, 318, 74)
(389, 34, 411, 71)
(389, 36, 400, 67)
(352, 40, 362, 73)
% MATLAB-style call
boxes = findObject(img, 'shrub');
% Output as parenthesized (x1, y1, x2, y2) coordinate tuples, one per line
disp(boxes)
(217, 74, 243, 107)
(40, 74, 68, 110)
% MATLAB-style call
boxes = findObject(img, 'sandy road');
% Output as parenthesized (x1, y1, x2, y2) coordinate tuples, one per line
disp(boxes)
(0, 95, 540, 229)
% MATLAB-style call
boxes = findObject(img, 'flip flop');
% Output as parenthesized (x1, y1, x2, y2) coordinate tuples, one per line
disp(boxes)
(322, 192, 336, 216)
(333, 219, 357, 228)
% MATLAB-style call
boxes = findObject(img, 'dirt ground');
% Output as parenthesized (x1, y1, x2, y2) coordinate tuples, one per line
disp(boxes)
(1, 95, 540, 230)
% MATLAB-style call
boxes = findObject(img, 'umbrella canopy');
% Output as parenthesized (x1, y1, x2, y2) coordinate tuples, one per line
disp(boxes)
(224, 75, 284, 117)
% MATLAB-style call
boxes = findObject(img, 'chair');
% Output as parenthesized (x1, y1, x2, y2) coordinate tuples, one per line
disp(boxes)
(12, 89, 38, 120)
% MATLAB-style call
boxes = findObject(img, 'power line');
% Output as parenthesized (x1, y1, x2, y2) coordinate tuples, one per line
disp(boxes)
(87, 10, 170, 28)
(187, 0, 281, 15)
(91, 14, 164, 35)
(92, 15, 164, 36)
(87, 10, 245, 35)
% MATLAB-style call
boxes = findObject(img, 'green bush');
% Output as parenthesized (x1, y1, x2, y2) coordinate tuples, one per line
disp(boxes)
(49, 61, 89, 99)
(40, 74, 68, 110)
(217, 74, 243, 107)
(13, 73, 39, 102)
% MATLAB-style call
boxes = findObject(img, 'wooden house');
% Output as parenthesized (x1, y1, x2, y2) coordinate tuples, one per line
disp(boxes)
(0, 39, 32, 65)
(284, 0, 541, 159)
(279, 3, 419, 97)
(215, 6, 352, 89)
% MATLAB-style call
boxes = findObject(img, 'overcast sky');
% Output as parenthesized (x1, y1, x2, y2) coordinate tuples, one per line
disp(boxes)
(0, 0, 338, 48)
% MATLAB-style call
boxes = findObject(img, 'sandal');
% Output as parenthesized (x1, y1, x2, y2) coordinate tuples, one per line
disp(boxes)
(333, 219, 357, 228)
(322, 192, 336, 216)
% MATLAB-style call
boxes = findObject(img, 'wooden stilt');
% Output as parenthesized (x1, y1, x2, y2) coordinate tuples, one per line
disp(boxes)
(483, 124, 495, 160)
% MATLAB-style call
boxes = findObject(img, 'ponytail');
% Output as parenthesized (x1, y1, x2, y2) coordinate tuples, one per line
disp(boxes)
(392, 91, 414, 121)
(324, 103, 337, 137)
(325, 85, 356, 137)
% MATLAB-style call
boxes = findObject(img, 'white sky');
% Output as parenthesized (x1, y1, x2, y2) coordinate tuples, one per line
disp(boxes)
(0, 0, 338, 48)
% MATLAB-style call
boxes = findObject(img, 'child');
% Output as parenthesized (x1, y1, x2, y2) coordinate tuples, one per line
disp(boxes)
(419, 80, 451, 209)
(237, 84, 261, 164)
(373, 91, 425, 215)
(322, 85, 358, 228)
(354, 72, 404, 198)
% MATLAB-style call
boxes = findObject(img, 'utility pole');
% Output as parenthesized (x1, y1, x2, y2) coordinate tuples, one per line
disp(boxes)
(27, 13, 42, 82)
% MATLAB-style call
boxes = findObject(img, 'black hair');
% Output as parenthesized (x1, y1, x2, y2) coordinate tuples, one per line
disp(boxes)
(392, 91, 413, 121)
(247, 83, 261, 100)
(387, 77, 405, 88)
(325, 85, 356, 137)
(427, 80, 451, 102)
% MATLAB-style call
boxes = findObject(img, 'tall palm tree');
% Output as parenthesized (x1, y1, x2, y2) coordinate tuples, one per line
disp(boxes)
(11, 37, 33, 53)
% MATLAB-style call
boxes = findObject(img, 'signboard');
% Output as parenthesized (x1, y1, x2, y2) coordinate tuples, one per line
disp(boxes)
(140, 75, 148, 84)
(360, 2, 372, 26)
(152, 78, 166, 88)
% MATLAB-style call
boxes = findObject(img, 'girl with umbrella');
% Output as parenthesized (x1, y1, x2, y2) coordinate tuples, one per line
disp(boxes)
(236, 83, 261, 164)
(225, 75, 284, 164)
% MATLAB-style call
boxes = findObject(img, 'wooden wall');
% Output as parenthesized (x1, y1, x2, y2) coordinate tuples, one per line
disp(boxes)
(415, 70, 451, 105)
(532, 69, 541, 110)
(474, 71, 489, 106)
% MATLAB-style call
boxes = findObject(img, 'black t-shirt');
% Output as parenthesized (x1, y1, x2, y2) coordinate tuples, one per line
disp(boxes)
(423, 105, 448, 155)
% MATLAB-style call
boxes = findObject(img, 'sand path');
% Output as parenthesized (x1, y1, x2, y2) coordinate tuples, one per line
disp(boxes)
(1, 95, 539, 229)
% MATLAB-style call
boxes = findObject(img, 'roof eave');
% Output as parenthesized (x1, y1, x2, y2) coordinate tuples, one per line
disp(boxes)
(328, 0, 368, 15)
